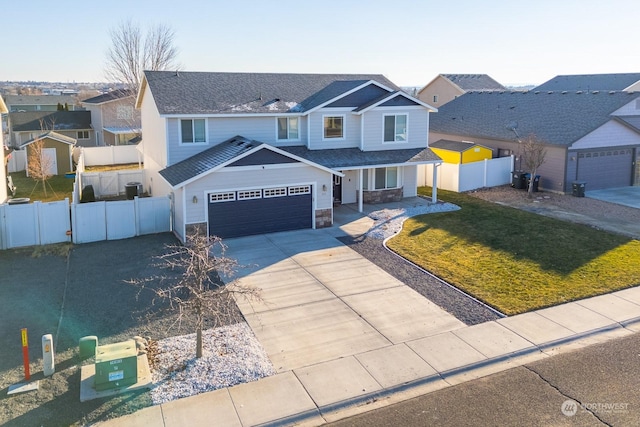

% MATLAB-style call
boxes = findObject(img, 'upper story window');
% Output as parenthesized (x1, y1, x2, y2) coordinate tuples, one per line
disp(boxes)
(433, 95, 438, 103)
(277, 117, 299, 140)
(180, 119, 206, 144)
(323, 115, 344, 139)
(383, 114, 407, 142)
(77, 130, 89, 139)
(116, 105, 134, 120)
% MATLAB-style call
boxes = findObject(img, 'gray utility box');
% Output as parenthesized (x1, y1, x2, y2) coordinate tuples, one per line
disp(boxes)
(94, 340, 138, 391)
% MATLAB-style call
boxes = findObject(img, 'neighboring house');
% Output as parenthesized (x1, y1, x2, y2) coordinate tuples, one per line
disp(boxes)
(430, 90, 640, 193)
(136, 71, 441, 241)
(20, 131, 76, 176)
(82, 89, 141, 146)
(4, 94, 78, 112)
(429, 139, 492, 164)
(417, 74, 505, 107)
(1, 95, 8, 203)
(535, 73, 640, 92)
(8, 111, 94, 148)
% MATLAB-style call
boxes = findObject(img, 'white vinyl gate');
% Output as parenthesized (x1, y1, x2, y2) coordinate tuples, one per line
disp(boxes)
(0, 200, 71, 249)
(0, 196, 171, 249)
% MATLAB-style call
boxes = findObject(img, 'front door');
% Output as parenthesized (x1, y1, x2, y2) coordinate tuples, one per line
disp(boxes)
(333, 175, 342, 204)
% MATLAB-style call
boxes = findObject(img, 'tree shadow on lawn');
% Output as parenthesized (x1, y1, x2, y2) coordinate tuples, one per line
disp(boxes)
(404, 201, 634, 276)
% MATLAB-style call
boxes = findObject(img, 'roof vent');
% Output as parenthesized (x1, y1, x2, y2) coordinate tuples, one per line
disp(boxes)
(592, 90, 599, 94)
(534, 91, 540, 94)
(610, 91, 615, 95)
(548, 91, 553, 94)
(576, 90, 583, 94)
(562, 91, 568, 94)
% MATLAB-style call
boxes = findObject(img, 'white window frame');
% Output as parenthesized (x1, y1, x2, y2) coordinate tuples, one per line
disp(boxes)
(179, 118, 207, 145)
(237, 189, 262, 200)
(383, 114, 408, 143)
(288, 185, 311, 195)
(209, 192, 236, 203)
(263, 187, 287, 198)
(276, 117, 300, 141)
(322, 114, 345, 140)
(364, 167, 401, 190)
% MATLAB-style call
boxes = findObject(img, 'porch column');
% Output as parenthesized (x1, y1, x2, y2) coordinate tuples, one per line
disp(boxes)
(432, 162, 440, 203)
(358, 169, 363, 213)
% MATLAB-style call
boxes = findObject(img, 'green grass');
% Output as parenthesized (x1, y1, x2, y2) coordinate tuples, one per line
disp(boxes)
(386, 187, 640, 315)
(8, 171, 74, 203)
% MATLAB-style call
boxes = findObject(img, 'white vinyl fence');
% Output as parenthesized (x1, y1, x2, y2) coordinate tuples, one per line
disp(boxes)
(81, 145, 142, 166)
(79, 170, 145, 198)
(0, 199, 71, 249)
(0, 196, 171, 249)
(7, 150, 27, 173)
(419, 156, 514, 192)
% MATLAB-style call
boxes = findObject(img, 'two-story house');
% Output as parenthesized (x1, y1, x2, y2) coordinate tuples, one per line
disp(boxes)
(417, 74, 505, 107)
(82, 89, 141, 146)
(136, 71, 441, 241)
(8, 111, 94, 148)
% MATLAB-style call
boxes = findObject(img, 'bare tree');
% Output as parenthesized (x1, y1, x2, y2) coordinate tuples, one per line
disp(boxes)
(521, 134, 547, 198)
(105, 20, 180, 90)
(128, 230, 260, 358)
(27, 137, 54, 197)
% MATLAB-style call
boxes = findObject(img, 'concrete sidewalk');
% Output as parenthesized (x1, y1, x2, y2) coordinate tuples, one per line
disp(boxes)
(99, 199, 640, 427)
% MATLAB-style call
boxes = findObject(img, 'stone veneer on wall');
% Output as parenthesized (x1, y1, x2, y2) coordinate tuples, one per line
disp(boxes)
(315, 208, 333, 228)
(359, 187, 403, 204)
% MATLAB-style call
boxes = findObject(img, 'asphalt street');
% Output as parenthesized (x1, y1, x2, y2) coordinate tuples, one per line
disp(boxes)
(329, 332, 640, 426)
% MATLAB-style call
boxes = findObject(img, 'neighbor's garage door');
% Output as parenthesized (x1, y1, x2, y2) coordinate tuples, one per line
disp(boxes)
(208, 185, 312, 238)
(576, 149, 633, 190)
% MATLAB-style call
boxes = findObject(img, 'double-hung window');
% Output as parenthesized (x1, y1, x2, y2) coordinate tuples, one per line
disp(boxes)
(277, 117, 299, 140)
(180, 119, 206, 144)
(383, 114, 407, 142)
(323, 115, 344, 139)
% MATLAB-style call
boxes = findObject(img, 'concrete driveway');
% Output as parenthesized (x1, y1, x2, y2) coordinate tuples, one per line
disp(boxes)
(587, 186, 640, 209)
(223, 227, 465, 373)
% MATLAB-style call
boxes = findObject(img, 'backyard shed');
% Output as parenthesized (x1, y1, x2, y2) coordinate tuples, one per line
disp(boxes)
(429, 139, 493, 164)
(20, 131, 76, 176)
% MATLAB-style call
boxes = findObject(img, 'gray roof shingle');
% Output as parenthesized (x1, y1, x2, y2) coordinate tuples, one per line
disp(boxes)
(534, 73, 640, 92)
(159, 136, 258, 186)
(442, 74, 506, 91)
(9, 111, 92, 132)
(429, 91, 640, 146)
(280, 146, 441, 169)
(143, 71, 400, 115)
(82, 89, 134, 104)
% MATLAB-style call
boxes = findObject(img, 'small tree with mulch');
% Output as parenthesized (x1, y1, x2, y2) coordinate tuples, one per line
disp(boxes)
(26, 137, 54, 197)
(521, 133, 547, 198)
(128, 230, 260, 358)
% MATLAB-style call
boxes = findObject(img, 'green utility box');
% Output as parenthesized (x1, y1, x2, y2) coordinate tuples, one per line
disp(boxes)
(94, 340, 138, 391)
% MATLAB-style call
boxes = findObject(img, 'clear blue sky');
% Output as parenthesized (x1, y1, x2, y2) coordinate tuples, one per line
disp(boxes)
(3, 0, 639, 87)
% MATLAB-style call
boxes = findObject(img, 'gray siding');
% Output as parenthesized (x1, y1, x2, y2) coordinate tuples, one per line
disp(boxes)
(570, 120, 640, 150)
(362, 107, 428, 151)
(308, 109, 360, 150)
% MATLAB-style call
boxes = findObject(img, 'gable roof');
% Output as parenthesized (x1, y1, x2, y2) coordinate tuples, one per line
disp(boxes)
(429, 90, 640, 146)
(614, 115, 640, 132)
(82, 89, 135, 105)
(138, 71, 403, 115)
(4, 94, 76, 108)
(9, 111, 92, 132)
(159, 135, 341, 188)
(430, 139, 488, 152)
(20, 131, 76, 148)
(441, 74, 506, 91)
(534, 73, 640, 92)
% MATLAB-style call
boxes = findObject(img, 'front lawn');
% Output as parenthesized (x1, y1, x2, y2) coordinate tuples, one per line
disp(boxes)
(386, 188, 640, 315)
(8, 171, 74, 203)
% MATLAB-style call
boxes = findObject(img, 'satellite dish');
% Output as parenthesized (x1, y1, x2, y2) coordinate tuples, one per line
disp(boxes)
(506, 121, 518, 131)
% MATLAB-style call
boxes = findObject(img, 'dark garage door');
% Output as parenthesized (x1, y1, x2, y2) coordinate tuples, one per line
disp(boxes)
(208, 185, 312, 238)
(576, 149, 633, 190)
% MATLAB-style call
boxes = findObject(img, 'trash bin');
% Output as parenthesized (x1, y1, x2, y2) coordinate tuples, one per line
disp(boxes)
(125, 182, 142, 200)
(511, 171, 526, 189)
(572, 181, 586, 197)
(81, 185, 95, 203)
(527, 175, 540, 192)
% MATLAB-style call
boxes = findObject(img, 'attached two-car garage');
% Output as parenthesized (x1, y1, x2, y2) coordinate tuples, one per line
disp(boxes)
(575, 148, 635, 190)
(208, 185, 313, 238)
